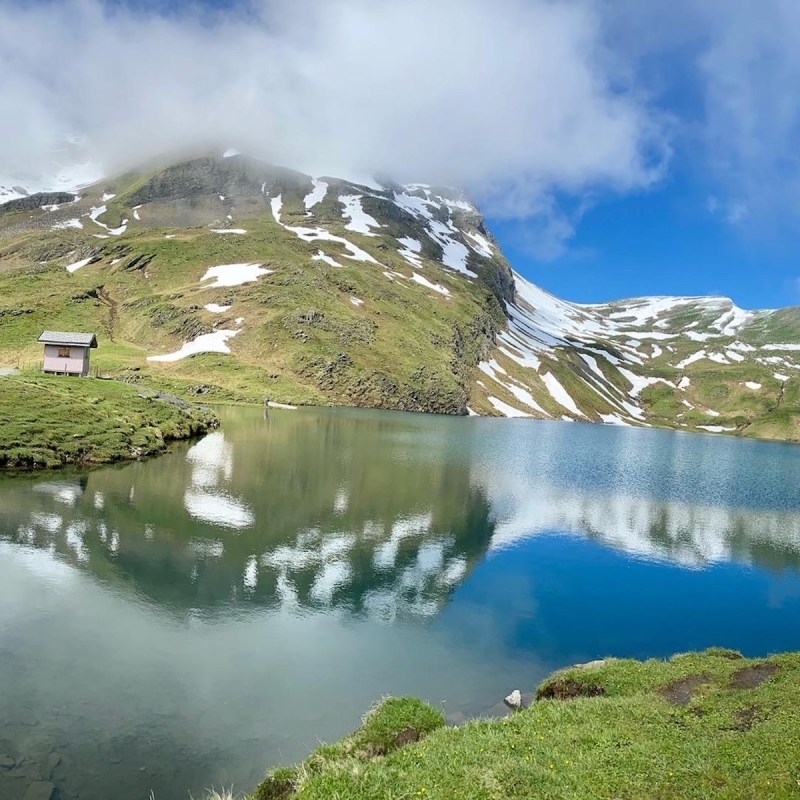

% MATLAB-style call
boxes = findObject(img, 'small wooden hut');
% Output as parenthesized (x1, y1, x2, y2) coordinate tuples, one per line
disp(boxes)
(38, 331, 98, 377)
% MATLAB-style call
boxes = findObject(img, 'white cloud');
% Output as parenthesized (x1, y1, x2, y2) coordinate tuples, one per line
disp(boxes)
(0, 0, 665, 223)
(600, 0, 800, 231)
(7, 0, 796, 249)
(697, 0, 800, 226)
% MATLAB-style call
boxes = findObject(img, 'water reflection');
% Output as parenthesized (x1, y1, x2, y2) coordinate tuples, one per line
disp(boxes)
(2, 411, 800, 621)
(2, 409, 800, 800)
(491, 481, 800, 570)
(0, 410, 497, 620)
(184, 432, 254, 529)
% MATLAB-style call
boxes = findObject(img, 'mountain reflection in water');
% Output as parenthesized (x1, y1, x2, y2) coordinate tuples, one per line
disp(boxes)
(2, 408, 800, 618)
(2, 408, 800, 800)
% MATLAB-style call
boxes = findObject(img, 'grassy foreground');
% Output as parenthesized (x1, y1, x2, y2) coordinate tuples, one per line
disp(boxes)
(246, 650, 800, 800)
(0, 374, 218, 469)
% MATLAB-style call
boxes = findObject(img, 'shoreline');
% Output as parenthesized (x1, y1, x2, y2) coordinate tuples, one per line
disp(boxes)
(0, 375, 218, 471)
(243, 648, 799, 800)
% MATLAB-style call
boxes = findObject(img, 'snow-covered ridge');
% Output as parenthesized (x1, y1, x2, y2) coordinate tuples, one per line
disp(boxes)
(475, 269, 783, 426)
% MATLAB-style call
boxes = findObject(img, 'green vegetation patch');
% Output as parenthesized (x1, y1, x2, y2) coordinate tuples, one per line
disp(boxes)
(0, 375, 218, 469)
(250, 650, 800, 799)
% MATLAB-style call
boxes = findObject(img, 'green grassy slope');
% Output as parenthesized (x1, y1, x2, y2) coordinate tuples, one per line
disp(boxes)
(0, 157, 508, 414)
(251, 650, 800, 800)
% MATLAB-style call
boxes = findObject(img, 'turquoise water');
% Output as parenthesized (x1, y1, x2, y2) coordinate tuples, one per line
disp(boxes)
(1, 407, 800, 798)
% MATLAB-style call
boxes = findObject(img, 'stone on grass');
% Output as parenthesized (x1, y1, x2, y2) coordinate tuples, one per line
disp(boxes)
(575, 659, 607, 670)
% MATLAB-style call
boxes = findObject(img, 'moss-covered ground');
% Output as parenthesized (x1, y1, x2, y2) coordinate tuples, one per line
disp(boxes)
(249, 650, 800, 799)
(0, 374, 217, 469)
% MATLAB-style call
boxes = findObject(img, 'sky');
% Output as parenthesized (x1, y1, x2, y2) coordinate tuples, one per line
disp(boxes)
(0, 0, 799, 309)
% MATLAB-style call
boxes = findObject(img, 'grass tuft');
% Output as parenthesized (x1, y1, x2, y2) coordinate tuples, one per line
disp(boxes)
(246, 651, 800, 799)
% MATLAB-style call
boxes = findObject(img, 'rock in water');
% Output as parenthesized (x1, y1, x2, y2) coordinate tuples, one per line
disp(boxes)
(22, 782, 56, 800)
(0, 755, 14, 768)
(504, 689, 522, 710)
(44, 753, 61, 779)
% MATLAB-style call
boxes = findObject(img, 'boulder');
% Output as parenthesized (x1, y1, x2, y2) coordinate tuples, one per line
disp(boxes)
(504, 689, 522, 710)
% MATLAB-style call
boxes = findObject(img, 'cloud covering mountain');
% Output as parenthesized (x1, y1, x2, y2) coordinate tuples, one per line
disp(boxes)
(0, 0, 662, 215)
(1, 0, 799, 248)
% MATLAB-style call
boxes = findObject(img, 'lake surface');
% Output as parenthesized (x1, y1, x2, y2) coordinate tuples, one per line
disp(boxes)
(2, 407, 800, 799)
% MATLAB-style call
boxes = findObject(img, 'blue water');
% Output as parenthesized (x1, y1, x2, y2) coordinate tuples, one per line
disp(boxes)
(1, 408, 800, 799)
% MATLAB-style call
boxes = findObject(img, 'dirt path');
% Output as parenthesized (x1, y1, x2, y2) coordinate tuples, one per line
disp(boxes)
(96, 285, 118, 342)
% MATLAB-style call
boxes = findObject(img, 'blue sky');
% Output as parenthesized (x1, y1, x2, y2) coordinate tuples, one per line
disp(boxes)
(490, 178, 798, 310)
(3, 0, 799, 310)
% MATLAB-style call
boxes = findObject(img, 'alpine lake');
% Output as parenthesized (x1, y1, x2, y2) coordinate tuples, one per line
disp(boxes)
(2, 406, 800, 800)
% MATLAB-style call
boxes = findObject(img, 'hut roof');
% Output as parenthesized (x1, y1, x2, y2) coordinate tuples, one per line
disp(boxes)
(38, 331, 98, 348)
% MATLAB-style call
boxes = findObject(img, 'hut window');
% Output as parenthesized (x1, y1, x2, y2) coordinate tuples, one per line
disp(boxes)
(57, 346, 71, 358)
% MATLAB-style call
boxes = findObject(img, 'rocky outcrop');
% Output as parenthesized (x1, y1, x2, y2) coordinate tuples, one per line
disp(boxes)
(0, 192, 76, 212)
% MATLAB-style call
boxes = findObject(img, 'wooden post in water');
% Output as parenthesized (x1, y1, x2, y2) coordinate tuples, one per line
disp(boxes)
(264, 395, 270, 420)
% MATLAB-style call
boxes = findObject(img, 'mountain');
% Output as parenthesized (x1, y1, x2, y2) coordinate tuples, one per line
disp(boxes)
(2, 152, 800, 440)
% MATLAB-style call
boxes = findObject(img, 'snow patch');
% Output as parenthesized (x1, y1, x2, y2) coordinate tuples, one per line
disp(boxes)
(148, 329, 240, 362)
(426, 219, 474, 275)
(410, 272, 450, 296)
(698, 425, 736, 433)
(201, 263, 271, 288)
(304, 178, 328, 211)
(487, 396, 532, 418)
(204, 303, 232, 314)
(312, 251, 343, 268)
(464, 230, 494, 258)
(88, 204, 127, 236)
(272, 193, 377, 263)
(397, 236, 424, 267)
(65, 257, 93, 273)
(52, 218, 83, 230)
(541, 372, 584, 417)
(675, 351, 707, 369)
(599, 413, 631, 426)
(340, 194, 381, 236)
